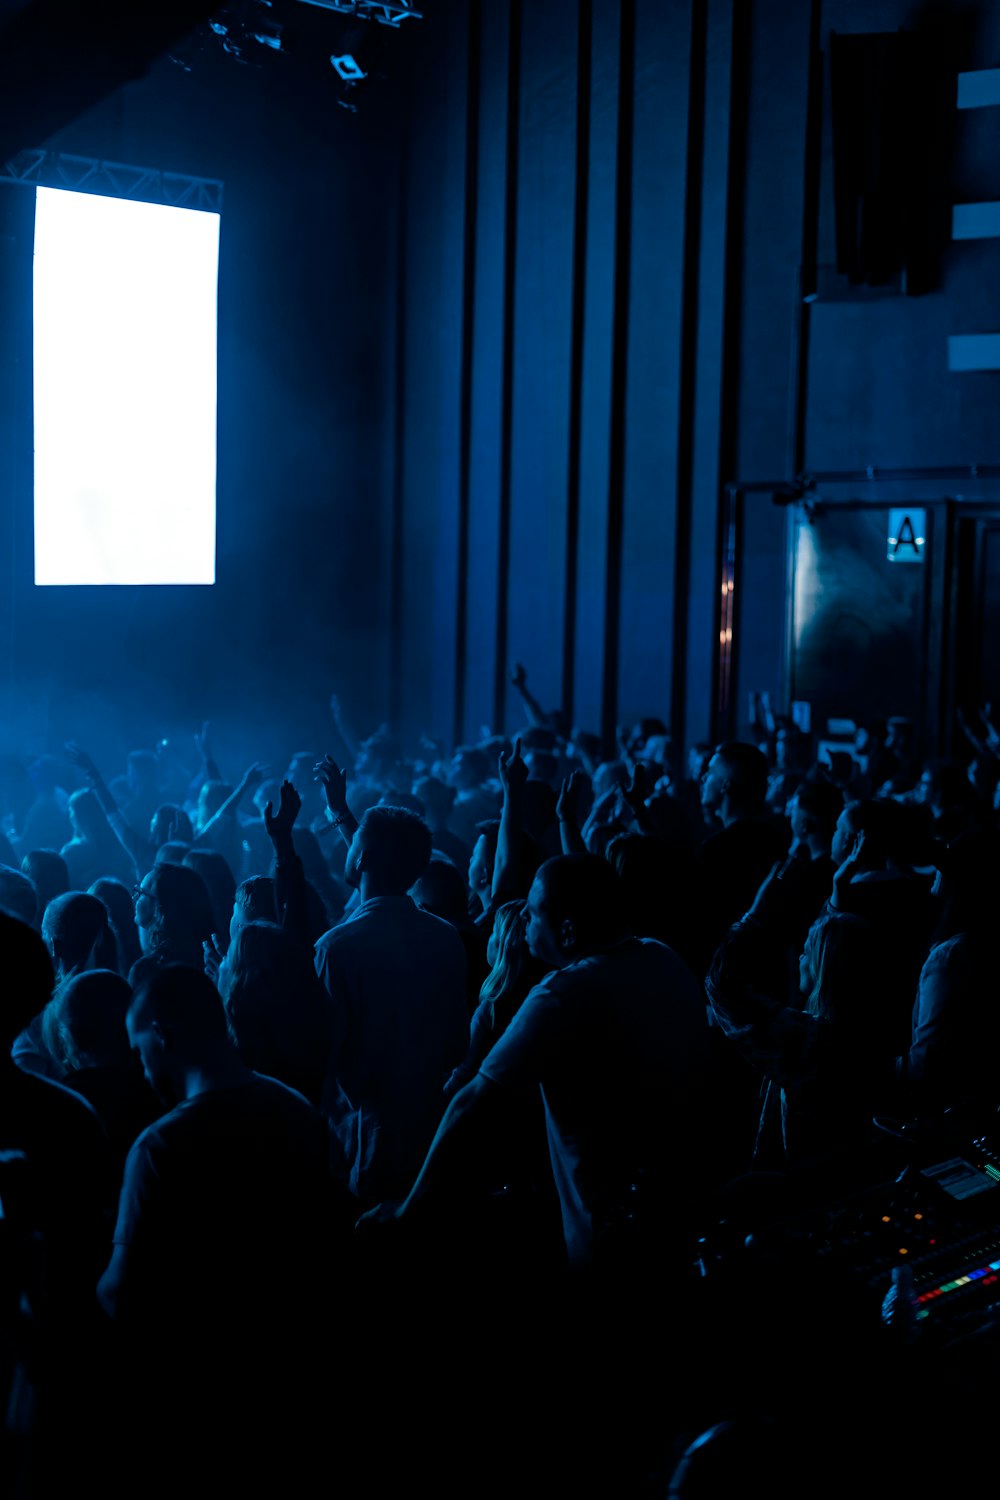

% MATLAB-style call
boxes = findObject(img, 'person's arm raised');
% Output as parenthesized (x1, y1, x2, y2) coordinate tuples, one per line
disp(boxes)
(192, 762, 266, 846)
(491, 737, 528, 906)
(313, 754, 359, 847)
(620, 760, 656, 835)
(193, 720, 224, 785)
(508, 662, 555, 731)
(555, 770, 587, 856)
(265, 779, 312, 943)
(63, 742, 143, 878)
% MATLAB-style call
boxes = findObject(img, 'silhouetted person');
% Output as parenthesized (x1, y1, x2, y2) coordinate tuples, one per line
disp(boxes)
(696, 741, 790, 964)
(313, 757, 469, 1206)
(132, 861, 216, 969)
(39, 968, 159, 1176)
(97, 964, 342, 1493)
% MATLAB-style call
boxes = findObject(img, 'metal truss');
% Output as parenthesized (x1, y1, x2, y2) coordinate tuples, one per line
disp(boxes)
(294, 0, 422, 25)
(0, 150, 224, 212)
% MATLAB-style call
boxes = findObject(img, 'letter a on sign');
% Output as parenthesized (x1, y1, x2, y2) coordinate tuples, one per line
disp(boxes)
(887, 508, 926, 564)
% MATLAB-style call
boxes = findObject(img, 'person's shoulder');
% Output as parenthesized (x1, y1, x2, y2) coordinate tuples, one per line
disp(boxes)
(314, 908, 362, 947)
(13, 1068, 110, 1139)
(402, 900, 468, 952)
(246, 1071, 319, 1114)
(921, 933, 966, 971)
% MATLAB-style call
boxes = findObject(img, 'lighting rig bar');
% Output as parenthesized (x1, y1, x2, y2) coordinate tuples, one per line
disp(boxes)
(0, 150, 224, 212)
(294, 0, 422, 25)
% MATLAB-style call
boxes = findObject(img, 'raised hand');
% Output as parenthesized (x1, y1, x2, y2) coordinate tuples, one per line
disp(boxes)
(264, 780, 301, 845)
(64, 741, 101, 785)
(314, 754, 349, 816)
(497, 737, 528, 798)
(203, 932, 225, 986)
(238, 762, 267, 796)
(621, 761, 652, 816)
(194, 721, 212, 762)
(509, 662, 527, 690)
(556, 770, 584, 823)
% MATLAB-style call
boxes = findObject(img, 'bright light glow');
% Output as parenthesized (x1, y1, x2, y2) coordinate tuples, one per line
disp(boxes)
(793, 519, 819, 649)
(33, 187, 219, 585)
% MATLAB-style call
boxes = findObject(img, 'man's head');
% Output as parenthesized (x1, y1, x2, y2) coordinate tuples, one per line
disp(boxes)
(523, 855, 628, 969)
(149, 804, 193, 847)
(344, 805, 432, 896)
(787, 779, 842, 852)
(230, 876, 277, 947)
(127, 963, 231, 1102)
(449, 746, 491, 793)
(41, 890, 117, 977)
(700, 741, 769, 822)
(412, 776, 457, 829)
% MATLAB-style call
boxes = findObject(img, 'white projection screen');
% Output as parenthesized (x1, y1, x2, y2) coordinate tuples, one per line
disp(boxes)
(33, 187, 220, 585)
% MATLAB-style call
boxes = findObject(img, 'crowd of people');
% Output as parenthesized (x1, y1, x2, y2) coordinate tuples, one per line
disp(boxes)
(0, 672, 999, 1495)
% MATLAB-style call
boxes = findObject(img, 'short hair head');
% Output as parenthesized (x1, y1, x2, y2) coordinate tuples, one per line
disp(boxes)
(356, 805, 433, 894)
(130, 962, 230, 1050)
(40, 890, 117, 974)
(532, 854, 628, 951)
(712, 741, 769, 808)
(150, 804, 194, 847)
(233, 876, 277, 926)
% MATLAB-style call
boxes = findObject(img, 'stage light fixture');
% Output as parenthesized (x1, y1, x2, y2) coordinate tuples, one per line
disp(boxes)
(330, 52, 366, 80)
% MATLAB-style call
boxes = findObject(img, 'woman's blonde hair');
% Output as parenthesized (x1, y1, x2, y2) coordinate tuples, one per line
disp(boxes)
(801, 912, 878, 1023)
(480, 899, 530, 1008)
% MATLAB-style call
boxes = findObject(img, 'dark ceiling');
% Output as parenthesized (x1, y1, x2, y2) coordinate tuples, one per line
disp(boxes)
(0, 0, 425, 165)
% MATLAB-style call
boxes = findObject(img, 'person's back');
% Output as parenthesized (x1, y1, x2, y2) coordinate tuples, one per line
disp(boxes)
(99, 964, 343, 1493)
(114, 1071, 336, 1340)
(317, 895, 468, 1201)
(483, 933, 713, 1270)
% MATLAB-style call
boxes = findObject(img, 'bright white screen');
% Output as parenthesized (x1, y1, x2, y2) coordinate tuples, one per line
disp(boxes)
(33, 187, 219, 585)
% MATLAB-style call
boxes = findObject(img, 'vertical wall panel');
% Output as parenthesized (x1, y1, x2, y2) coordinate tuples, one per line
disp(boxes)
(685, 0, 735, 750)
(397, 10, 469, 744)
(502, 0, 578, 732)
(572, 0, 621, 742)
(463, 0, 511, 742)
(617, 0, 693, 731)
